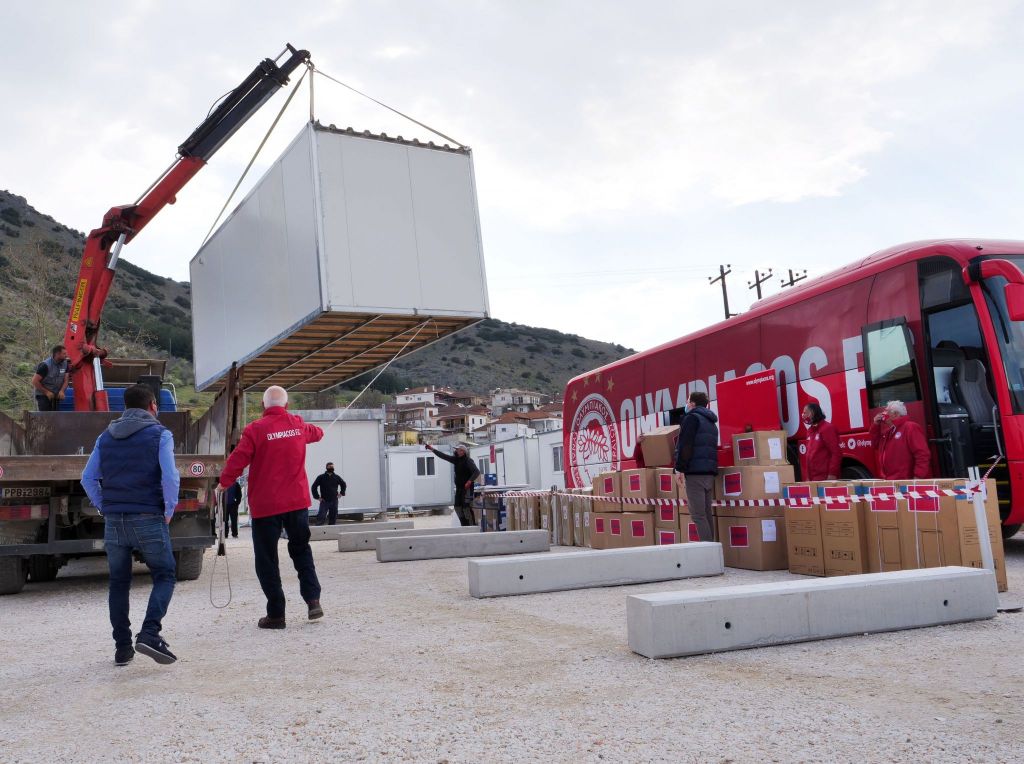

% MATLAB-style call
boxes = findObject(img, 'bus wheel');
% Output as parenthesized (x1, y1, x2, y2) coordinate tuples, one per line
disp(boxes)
(0, 557, 27, 595)
(841, 463, 872, 481)
(1000, 523, 1021, 541)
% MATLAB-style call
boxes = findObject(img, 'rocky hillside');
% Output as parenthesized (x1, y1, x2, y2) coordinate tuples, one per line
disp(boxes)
(0, 191, 632, 412)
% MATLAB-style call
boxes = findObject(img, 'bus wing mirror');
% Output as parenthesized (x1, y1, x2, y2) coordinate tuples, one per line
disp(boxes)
(1006, 283, 1024, 321)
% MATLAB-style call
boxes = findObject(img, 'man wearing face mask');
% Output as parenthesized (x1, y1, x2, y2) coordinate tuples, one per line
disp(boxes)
(673, 391, 719, 542)
(869, 400, 931, 480)
(801, 402, 841, 481)
(311, 462, 347, 526)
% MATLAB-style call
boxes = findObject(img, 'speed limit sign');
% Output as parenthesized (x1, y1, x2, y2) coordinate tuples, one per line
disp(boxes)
(188, 462, 206, 477)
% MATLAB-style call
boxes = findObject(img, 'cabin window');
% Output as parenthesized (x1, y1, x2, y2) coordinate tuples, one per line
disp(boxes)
(416, 456, 435, 476)
(552, 445, 564, 473)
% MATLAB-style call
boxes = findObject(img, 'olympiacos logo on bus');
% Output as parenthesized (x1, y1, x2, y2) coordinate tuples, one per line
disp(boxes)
(569, 393, 620, 488)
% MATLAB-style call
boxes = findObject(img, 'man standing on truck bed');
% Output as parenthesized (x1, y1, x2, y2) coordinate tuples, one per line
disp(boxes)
(216, 385, 325, 629)
(81, 384, 180, 667)
(31, 344, 69, 411)
(673, 391, 719, 542)
(311, 462, 346, 526)
(425, 443, 480, 526)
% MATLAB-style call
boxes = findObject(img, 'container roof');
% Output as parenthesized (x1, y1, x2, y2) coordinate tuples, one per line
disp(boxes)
(206, 313, 479, 393)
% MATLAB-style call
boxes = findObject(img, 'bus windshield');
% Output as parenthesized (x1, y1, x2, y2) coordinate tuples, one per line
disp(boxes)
(981, 255, 1024, 413)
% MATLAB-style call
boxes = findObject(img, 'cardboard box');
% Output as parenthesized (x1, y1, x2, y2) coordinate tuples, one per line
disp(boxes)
(816, 482, 869, 576)
(678, 513, 703, 542)
(590, 512, 613, 549)
(591, 471, 623, 512)
(655, 528, 681, 545)
(539, 506, 554, 543)
(898, 479, 1008, 591)
(620, 468, 660, 509)
(782, 483, 824, 576)
(857, 481, 904, 573)
(717, 515, 789, 570)
(653, 468, 678, 501)
(732, 430, 788, 467)
(572, 497, 585, 547)
(525, 496, 541, 530)
(654, 501, 680, 530)
(558, 493, 574, 546)
(637, 425, 679, 468)
(582, 510, 592, 548)
(715, 465, 795, 501)
(598, 512, 654, 548)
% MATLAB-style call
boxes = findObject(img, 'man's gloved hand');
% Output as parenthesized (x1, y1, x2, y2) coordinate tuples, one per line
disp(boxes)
(464, 480, 473, 490)
(425, 443, 434, 451)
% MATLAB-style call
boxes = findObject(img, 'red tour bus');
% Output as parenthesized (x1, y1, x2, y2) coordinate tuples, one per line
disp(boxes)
(562, 239, 1024, 537)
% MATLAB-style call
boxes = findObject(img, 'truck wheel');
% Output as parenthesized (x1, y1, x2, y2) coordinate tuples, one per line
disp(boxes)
(0, 557, 27, 595)
(27, 555, 60, 583)
(1000, 523, 1021, 541)
(175, 548, 204, 581)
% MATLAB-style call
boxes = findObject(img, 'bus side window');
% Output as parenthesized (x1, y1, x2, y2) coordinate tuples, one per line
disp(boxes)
(862, 319, 922, 409)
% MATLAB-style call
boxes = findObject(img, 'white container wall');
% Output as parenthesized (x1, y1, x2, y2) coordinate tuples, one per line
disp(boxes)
(190, 122, 489, 392)
(386, 446, 453, 509)
(290, 408, 386, 516)
(470, 437, 543, 489)
(537, 429, 566, 491)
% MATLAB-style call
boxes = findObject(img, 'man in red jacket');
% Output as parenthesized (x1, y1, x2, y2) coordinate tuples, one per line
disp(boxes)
(801, 402, 841, 481)
(869, 400, 931, 480)
(217, 385, 325, 629)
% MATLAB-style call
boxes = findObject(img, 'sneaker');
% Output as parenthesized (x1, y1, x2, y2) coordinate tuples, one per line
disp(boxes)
(258, 615, 287, 629)
(114, 645, 135, 666)
(135, 636, 178, 665)
(307, 600, 324, 620)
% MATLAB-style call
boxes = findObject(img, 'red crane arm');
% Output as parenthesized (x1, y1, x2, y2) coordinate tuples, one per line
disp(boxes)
(63, 44, 310, 411)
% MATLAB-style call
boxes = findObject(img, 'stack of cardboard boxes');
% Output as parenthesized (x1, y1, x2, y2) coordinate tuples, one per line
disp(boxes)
(714, 430, 793, 571)
(783, 478, 1008, 591)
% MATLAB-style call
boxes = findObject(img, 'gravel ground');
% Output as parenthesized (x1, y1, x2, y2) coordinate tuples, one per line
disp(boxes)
(2, 515, 1023, 763)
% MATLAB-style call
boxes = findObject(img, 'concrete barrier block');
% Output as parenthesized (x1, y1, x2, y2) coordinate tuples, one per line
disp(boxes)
(376, 530, 549, 562)
(627, 567, 998, 659)
(468, 542, 723, 598)
(338, 525, 480, 552)
(308, 520, 413, 541)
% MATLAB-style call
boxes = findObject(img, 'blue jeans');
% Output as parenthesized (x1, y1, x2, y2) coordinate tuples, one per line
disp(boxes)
(104, 513, 176, 647)
(251, 509, 321, 618)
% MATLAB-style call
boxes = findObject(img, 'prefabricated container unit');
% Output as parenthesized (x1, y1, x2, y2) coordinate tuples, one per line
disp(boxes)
(470, 436, 543, 490)
(537, 428, 566, 491)
(385, 446, 453, 509)
(190, 121, 490, 392)
(290, 408, 386, 517)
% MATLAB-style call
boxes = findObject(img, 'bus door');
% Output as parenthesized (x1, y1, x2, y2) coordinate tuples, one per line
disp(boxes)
(859, 317, 928, 468)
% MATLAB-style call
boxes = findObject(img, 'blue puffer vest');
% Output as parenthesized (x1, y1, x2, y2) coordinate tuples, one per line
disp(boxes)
(681, 406, 719, 475)
(96, 423, 165, 514)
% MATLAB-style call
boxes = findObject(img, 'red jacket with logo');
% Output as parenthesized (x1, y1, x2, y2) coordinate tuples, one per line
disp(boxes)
(803, 419, 841, 481)
(869, 415, 931, 480)
(219, 407, 324, 519)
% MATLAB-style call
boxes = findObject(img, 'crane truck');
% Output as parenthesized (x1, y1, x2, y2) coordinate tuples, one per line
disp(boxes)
(0, 44, 310, 594)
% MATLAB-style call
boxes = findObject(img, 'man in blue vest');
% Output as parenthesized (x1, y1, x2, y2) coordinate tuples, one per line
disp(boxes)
(31, 344, 69, 411)
(81, 384, 181, 666)
(673, 391, 719, 542)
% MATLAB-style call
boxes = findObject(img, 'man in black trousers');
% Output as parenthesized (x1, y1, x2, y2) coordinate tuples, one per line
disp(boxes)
(425, 444, 480, 526)
(311, 462, 346, 526)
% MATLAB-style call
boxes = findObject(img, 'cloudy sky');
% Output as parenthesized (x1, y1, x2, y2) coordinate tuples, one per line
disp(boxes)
(4, 0, 1024, 353)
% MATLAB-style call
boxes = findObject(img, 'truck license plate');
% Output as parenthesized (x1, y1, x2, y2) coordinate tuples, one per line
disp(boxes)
(0, 486, 51, 499)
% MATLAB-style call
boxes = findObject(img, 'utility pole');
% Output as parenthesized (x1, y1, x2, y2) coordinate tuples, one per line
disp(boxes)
(780, 268, 808, 289)
(708, 264, 736, 319)
(748, 268, 774, 300)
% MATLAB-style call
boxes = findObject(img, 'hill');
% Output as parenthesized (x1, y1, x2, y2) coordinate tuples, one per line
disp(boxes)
(0, 191, 633, 412)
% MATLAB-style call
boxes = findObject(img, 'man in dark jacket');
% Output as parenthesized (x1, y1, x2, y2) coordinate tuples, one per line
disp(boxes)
(223, 479, 242, 538)
(31, 344, 69, 411)
(81, 384, 180, 666)
(311, 462, 347, 526)
(673, 391, 719, 542)
(426, 443, 480, 526)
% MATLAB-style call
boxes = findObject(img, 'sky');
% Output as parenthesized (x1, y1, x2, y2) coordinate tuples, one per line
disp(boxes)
(4, 0, 1024, 354)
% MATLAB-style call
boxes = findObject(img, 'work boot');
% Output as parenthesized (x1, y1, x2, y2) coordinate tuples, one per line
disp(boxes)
(258, 615, 287, 629)
(307, 600, 324, 620)
(135, 636, 177, 665)
(114, 645, 135, 666)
